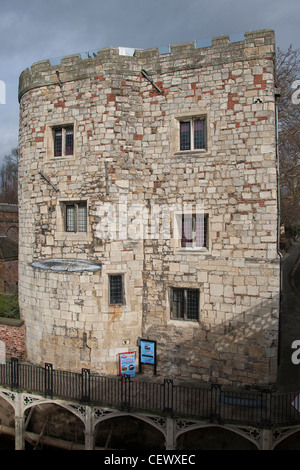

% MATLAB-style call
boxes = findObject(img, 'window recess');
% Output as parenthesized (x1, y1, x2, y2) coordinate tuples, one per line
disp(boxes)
(170, 288, 199, 321)
(53, 125, 74, 157)
(109, 274, 124, 305)
(62, 201, 87, 233)
(181, 213, 208, 249)
(179, 117, 206, 151)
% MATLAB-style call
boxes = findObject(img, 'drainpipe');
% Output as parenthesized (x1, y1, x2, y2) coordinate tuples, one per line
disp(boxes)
(275, 86, 283, 366)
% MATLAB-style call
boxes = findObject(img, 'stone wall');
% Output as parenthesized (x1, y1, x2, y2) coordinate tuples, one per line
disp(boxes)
(0, 318, 25, 361)
(18, 29, 280, 387)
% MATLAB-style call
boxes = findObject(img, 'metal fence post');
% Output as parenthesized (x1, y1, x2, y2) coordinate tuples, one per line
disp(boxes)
(260, 390, 271, 426)
(44, 363, 53, 398)
(81, 368, 90, 403)
(163, 379, 173, 415)
(121, 374, 131, 411)
(10, 357, 19, 390)
(210, 384, 221, 423)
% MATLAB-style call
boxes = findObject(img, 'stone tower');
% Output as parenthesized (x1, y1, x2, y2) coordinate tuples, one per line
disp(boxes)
(18, 29, 280, 387)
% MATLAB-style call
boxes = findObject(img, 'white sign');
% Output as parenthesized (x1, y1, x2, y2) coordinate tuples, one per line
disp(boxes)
(291, 393, 300, 412)
(291, 340, 300, 364)
(0, 80, 5, 105)
(291, 80, 300, 105)
(0, 341, 5, 364)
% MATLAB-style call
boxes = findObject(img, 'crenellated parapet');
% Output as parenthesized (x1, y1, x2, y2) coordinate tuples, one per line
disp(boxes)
(19, 29, 275, 101)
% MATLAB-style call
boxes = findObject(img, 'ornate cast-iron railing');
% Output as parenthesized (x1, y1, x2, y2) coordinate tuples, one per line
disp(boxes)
(0, 358, 299, 427)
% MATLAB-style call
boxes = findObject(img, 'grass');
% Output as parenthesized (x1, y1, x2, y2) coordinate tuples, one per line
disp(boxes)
(0, 287, 20, 319)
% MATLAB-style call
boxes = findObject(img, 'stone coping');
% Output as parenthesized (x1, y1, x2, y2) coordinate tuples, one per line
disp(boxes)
(0, 317, 24, 327)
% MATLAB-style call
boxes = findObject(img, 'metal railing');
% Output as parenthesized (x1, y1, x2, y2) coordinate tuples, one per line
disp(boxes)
(0, 359, 299, 427)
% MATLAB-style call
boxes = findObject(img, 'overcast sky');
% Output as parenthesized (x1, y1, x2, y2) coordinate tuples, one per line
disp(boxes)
(0, 0, 299, 165)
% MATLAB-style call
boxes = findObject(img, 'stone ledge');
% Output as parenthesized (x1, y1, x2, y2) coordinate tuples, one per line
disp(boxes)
(0, 317, 24, 327)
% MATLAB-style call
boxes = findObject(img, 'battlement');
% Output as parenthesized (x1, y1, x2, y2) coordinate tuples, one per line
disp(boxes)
(18, 29, 275, 101)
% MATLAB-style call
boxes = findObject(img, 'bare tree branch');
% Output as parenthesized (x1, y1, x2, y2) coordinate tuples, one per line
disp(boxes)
(0, 147, 18, 203)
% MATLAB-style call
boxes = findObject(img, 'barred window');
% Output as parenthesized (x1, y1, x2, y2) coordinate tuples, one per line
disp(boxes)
(63, 202, 87, 233)
(109, 275, 124, 305)
(171, 288, 199, 321)
(180, 118, 205, 151)
(54, 125, 74, 157)
(181, 214, 208, 248)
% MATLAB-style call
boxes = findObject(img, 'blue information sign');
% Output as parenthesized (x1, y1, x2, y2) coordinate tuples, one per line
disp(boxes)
(140, 340, 155, 364)
(118, 351, 136, 377)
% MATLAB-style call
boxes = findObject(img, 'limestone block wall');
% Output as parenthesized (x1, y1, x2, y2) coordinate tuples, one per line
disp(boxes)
(136, 31, 280, 386)
(18, 29, 280, 386)
(18, 49, 145, 374)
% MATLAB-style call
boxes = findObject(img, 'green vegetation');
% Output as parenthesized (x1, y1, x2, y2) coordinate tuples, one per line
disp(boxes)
(0, 287, 20, 319)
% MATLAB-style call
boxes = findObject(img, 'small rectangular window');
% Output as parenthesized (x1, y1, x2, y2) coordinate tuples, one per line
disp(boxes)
(63, 201, 87, 233)
(179, 118, 206, 151)
(109, 275, 124, 305)
(53, 125, 74, 157)
(181, 214, 208, 248)
(171, 288, 199, 321)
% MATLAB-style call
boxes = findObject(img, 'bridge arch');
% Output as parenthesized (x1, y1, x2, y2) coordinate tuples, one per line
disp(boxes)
(0, 389, 19, 412)
(0, 389, 88, 427)
(22, 397, 88, 426)
(0, 393, 15, 425)
(176, 423, 260, 450)
(94, 411, 166, 450)
(273, 427, 300, 450)
(23, 400, 86, 449)
(93, 410, 167, 436)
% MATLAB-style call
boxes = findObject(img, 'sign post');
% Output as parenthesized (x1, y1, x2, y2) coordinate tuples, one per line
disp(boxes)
(138, 339, 157, 375)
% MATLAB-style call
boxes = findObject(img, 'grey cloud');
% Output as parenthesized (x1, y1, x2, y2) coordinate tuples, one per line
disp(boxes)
(0, 0, 299, 163)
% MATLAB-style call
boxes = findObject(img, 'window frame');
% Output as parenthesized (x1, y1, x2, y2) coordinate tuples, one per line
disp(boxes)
(62, 201, 87, 233)
(181, 213, 208, 249)
(53, 125, 74, 157)
(174, 212, 209, 251)
(109, 274, 125, 306)
(47, 122, 75, 160)
(170, 287, 200, 322)
(179, 117, 206, 152)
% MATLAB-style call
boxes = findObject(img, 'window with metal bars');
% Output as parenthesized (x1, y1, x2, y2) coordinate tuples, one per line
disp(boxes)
(170, 288, 199, 321)
(53, 125, 74, 157)
(181, 214, 208, 248)
(109, 275, 124, 305)
(179, 118, 206, 151)
(63, 202, 87, 233)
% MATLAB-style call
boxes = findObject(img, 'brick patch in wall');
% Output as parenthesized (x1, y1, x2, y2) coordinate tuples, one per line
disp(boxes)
(0, 318, 25, 361)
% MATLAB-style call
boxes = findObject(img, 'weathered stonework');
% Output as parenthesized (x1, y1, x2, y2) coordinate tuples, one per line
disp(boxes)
(18, 30, 280, 387)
